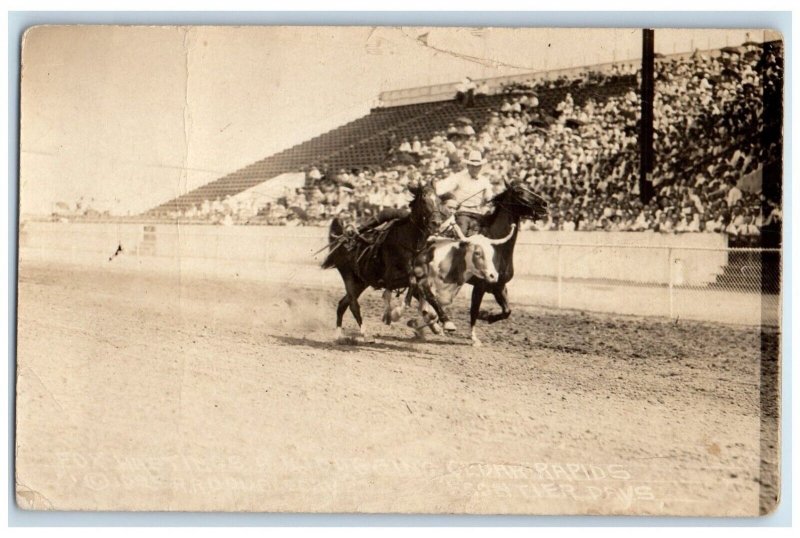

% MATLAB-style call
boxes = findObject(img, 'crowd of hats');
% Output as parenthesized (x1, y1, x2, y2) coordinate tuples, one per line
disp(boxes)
(165, 41, 782, 238)
(477, 43, 783, 241)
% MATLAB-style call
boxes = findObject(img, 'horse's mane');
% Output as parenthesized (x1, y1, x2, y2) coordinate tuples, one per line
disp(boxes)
(481, 184, 515, 224)
(408, 184, 434, 204)
(488, 181, 536, 204)
(483, 182, 548, 225)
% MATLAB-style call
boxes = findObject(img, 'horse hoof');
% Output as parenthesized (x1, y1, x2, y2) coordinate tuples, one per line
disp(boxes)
(390, 307, 404, 322)
(471, 338, 483, 347)
(414, 329, 426, 340)
(431, 323, 443, 335)
(486, 312, 510, 325)
(443, 321, 457, 332)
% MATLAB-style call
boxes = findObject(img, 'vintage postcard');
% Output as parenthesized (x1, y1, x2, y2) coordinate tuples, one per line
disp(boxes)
(16, 26, 782, 515)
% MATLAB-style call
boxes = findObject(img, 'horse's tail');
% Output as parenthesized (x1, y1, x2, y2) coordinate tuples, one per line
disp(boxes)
(320, 217, 344, 269)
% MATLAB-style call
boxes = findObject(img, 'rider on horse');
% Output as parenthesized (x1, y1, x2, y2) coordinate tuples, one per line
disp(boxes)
(349, 176, 453, 236)
(433, 150, 495, 236)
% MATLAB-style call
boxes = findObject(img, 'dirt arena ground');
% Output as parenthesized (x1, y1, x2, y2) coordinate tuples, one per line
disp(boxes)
(15, 260, 779, 515)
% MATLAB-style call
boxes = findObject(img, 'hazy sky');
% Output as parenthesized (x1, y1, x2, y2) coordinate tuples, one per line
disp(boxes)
(19, 26, 762, 215)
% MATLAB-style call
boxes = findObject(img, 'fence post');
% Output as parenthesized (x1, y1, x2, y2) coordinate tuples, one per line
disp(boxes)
(556, 245, 563, 309)
(667, 247, 674, 319)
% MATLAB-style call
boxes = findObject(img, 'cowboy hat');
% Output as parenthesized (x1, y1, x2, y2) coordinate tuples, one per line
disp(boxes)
(465, 150, 486, 167)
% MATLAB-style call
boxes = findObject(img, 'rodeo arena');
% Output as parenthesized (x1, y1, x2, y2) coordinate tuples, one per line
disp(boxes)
(17, 30, 782, 515)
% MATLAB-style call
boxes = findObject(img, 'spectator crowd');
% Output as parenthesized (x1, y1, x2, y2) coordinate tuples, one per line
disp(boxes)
(155, 41, 782, 243)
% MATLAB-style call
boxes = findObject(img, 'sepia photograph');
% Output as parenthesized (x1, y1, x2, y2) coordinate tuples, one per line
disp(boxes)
(15, 25, 783, 516)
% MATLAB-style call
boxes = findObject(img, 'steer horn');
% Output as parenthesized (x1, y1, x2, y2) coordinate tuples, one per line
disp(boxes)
(427, 234, 451, 242)
(488, 224, 517, 245)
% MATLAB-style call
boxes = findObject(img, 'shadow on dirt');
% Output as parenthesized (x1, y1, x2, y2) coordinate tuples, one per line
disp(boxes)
(273, 334, 415, 353)
(376, 333, 471, 347)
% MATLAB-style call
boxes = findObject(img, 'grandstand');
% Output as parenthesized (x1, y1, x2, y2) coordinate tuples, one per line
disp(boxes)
(143, 39, 782, 248)
(147, 72, 635, 215)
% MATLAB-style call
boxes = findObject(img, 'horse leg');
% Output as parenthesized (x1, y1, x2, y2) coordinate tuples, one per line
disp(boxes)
(424, 300, 444, 335)
(345, 280, 371, 342)
(486, 284, 512, 324)
(335, 295, 350, 341)
(405, 288, 428, 332)
(417, 279, 453, 331)
(408, 254, 451, 331)
(404, 261, 433, 336)
(390, 288, 411, 322)
(409, 298, 433, 339)
(333, 268, 353, 341)
(470, 285, 487, 347)
(404, 287, 414, 307)
(387, 289, 410, 323)
(407, 297, 444, 335)
(382, 289, 394, 325)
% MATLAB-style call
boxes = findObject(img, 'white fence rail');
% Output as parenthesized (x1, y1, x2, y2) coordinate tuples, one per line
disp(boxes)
(18, 222, 780, 326)
(511, 243, 779, 326)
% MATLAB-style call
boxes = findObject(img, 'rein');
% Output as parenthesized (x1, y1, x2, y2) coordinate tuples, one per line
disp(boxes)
(488, 186, 548, 222)
(406, 210, 439, 258)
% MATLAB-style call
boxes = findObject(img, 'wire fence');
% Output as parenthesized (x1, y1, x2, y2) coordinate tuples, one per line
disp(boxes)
(667, 246, 781, 325)
(506, 243, 781, 326)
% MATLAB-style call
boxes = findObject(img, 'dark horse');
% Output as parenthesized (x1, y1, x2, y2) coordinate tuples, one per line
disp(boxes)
(466, 181, 549, 346)
(321, 184, 447, 341)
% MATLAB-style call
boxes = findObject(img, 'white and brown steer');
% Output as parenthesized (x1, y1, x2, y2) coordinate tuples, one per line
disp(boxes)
(384, 224, 516, 346)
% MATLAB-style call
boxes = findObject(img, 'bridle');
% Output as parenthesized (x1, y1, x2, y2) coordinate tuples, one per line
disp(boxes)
(408, 188, 442, 236)
(491, 183, 548, 220)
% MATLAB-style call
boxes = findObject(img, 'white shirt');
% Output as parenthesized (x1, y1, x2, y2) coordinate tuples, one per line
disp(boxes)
(727, 186, 743, 207)
(434, 169, 493, 212)
(457, 78, 476, 92)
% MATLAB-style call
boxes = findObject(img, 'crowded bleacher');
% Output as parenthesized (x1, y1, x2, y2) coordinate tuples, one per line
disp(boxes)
(63, 41, 782, 244)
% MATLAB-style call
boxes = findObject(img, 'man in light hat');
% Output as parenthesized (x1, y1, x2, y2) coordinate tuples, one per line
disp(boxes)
(433, 149, 495, 235)
(455, 76, 476, 107)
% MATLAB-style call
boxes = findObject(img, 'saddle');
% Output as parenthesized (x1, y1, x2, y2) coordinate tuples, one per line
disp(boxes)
(330, 217, 401, 268)
(341, 207, 411, 254)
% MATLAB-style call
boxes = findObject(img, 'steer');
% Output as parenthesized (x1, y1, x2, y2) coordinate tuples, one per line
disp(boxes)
(392, 224, 516, 345)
